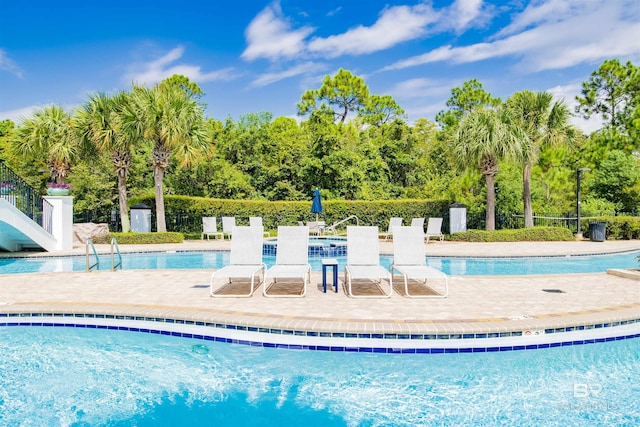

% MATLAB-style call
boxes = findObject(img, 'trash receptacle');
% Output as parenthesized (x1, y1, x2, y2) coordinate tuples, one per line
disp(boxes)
(589, 221, 606, 242)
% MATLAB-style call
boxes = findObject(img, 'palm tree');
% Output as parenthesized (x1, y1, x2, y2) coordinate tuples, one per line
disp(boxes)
(132, 79, 209, 232)
(452, 107, 522, 231)
(77, 91, 141, 233)
(506, 91, 574, 228)
(15, 105, 79, 184)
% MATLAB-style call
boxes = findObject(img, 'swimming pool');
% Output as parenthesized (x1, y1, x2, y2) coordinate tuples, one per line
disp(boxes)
(1, 250, 638, 275)
(264, 236, 348, 257)
(1, 325, 638, 426)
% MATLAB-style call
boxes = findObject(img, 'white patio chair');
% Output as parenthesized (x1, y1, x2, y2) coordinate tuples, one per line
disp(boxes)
(201, 217, 223, 240)
(379, 217, 402, 240)
(425, 217, 445, 243)
(263, 226, 311, 297)
(392, 226, 448, 298)
(410, 217, 425, 232)
(210, 226, 266, 297)
(249, 216, 270, 237)
(345, 226, 392, 298)
(307, 221, 325, 236)
(221, 216, 236, 240)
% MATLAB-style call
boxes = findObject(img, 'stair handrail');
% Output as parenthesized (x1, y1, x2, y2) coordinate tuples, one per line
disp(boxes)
(85, 238, 99, 272)
(0, 160, 53, 233)
(110, 237, 122, 271)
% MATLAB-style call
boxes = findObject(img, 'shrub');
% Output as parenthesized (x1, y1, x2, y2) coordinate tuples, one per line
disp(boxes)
(92, 232, 184, 244)
(449, 227, 575, 242)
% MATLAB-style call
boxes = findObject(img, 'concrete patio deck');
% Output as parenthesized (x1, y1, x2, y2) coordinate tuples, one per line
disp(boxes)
(2, 239, 640, 339)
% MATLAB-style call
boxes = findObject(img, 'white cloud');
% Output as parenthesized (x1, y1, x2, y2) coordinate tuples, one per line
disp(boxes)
(383, 0, 640, 73)
(495, 0, 576, 37)
(243, 1, 492, 63)
(404, 101, 448, 121)
(125, 46, 236, 86)
(249, 62, 322, 88)
(448, 0, 485, 32)
(0, 104, 80, 124)
(307, 3, 438, 57)
(241, 2, 314, 61)
(0, 105, 40, 123)
(0, 49, 23, 78)
(387, 77, 452, 99)
(547, 83, 604, 134)
(326, 7, 342, 17)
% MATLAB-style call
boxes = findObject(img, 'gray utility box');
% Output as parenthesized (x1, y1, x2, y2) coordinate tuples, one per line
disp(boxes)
(449, 202, 467, 233)
(131, 204, 152, 232)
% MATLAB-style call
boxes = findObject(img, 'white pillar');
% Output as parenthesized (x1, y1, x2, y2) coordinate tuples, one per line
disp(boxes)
(44, 196, 74, 251)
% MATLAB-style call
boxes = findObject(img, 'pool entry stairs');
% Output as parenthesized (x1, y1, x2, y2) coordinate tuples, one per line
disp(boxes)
(0, 161, 57, 252)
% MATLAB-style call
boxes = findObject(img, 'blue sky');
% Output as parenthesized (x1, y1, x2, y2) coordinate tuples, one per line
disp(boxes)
(1, 0, 639, 133)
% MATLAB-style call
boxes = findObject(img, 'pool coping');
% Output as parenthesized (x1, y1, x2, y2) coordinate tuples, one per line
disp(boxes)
(3, 240, 640, 352)
(3, 274, 640, 352)
(3, 306, 640, 353)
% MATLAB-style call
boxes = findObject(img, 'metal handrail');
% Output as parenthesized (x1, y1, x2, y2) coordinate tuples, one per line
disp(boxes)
(110, 238, 122, 271)
(324, 215, 359, 234)
(0, 160, 53, 233)
(85, 238, 99, 272)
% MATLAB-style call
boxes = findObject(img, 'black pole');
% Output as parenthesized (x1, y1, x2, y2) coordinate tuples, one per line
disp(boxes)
(576, 168, 591, 237)
(577, 169, 582, 235)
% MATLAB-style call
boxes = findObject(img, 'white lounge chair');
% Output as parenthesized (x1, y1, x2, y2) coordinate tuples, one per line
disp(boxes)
(425, 217, 445, 243)
(379, 217, 402, 240)
(210, 226, 266, 297)
(392, 226, 449, 298)
(345, 226, 392, 298)
(263, 226, 311, 297)
(410, 217, 425, 232)
(201, 216, 223, 240)
(307, 221, 325, 236)
(249, 216, 270, 237)
(221, 216, 236, 240)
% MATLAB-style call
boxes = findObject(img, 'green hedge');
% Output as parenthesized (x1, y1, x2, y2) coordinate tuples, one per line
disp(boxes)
(92, 232, 184, 244)
(449, 227, 575, 242)
(129, 195, 451, 233)
(119, 197, 640, 241)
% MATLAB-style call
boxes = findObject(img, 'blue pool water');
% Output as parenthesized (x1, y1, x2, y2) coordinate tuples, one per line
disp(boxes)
(1, 326, 639, 426)
(0, 250, 638, 275)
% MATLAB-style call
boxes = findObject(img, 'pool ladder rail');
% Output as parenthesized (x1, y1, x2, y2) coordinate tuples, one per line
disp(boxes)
(85, 238, 123, 272)
(324, 215, 359, 235)
(110, 238, 122, 271)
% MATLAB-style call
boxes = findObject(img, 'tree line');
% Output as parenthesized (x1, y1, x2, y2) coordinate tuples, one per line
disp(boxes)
(0, 59, 638, 232)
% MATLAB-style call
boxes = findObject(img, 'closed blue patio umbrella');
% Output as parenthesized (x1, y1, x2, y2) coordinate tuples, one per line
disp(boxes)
(311, 188, 323, 221)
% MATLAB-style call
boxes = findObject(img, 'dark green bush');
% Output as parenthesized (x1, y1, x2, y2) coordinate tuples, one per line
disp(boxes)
(92, 232, 184, 244)
(449, 227, 575, 242)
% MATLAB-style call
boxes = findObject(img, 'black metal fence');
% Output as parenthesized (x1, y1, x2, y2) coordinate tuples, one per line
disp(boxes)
(465, 211, 615, 234)
(0, 160, 53, 233)
(74, 209, 202, 234)
(74, 206, 626, 236)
